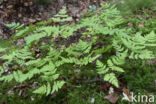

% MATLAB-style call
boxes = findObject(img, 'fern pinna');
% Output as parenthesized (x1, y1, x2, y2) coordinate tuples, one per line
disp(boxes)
(0, 4, 156, 97)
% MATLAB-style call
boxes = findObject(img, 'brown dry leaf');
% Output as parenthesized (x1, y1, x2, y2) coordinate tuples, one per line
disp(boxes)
(122, 87, 132, 100)
(28, 2, 33, 6)
(104, 93, 119, 104)
(29, 18, 36, 23)
(101, 83, 110, 92)
(24, 2, 29, 7)
(36, 17, 41, 21)
(18, 13, 22, 18)
(7, 5, 13, 9)
(122, 87, 130, 95)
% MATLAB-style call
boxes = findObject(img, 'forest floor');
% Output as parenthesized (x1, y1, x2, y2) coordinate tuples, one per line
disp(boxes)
(0, 0, 156, 104)
(0, 0, 107, 38)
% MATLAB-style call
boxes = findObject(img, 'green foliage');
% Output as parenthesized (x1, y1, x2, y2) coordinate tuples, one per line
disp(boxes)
(123, 60, 156, 93)
(33, 81, 65, 95)
(5, 22, 24, 30)
(127, 15, 156, 33)
(1, 3, 156, 103)
(51, 7, 73, 22)
(115, 0, 156, 15)
(67, 84, 110, 104)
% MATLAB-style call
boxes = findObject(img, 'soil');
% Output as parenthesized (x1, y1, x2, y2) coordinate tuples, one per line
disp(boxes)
(0, 0, 107, 38)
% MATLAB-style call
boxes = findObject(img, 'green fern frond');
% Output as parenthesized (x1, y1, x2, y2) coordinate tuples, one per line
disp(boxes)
(60, 25, 76, 38)
(33, 83, 50, 94)
(13, 27, 31, 39)
(35, 26, 59, 37)
(104, 73, 119, 88)
(33, 81, 65, 95)
(5, 22, 24, 30)
(51, 81, 65, 93)
(25, 32, 47, 44)
(52, 7, 72, 22)
(66, 40, 92, 56)
(96, 60, 108, 74)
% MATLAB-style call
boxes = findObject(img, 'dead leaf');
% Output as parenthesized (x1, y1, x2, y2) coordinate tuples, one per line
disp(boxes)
(36, 17, 41, 21)
(7, 5, 13, 9)
(101, 83, 110, 92)
(24, 2, 29, 7)
(104, 93, 119, 104)
(122, 87, 132, 100)
(28, 2, 33, 6)
(18, 13, 22, 18)
(122, 87, 130, 95)
(29, 18, 36, 23)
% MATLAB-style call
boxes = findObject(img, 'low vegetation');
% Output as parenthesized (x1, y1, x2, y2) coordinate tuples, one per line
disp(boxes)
(0, 1, 156, 103)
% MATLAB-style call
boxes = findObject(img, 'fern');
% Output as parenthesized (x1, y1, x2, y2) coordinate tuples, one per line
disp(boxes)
(1, 4, 156, 99)
(51, 7, 72, 22)
(13, 27, 30, 39)
(96, 52, 126, 87)
(65, 40, 92, 56)
(12, 8, 74, 45)
(33, 83, 50, 95)
(51, 81, 65, 93)
(5, 22, 24, 30)
(25, 32, 47, 44)
(104, 73, 119, 88)
(33, 81, 65, 95)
